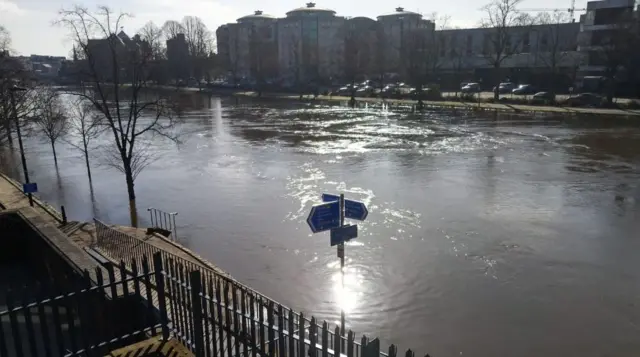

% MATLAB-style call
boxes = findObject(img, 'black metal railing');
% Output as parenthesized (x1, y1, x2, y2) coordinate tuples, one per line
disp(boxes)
(0, 257, 163, 357)
(148, 207, 179, 241)
(92, 221, 425, 357)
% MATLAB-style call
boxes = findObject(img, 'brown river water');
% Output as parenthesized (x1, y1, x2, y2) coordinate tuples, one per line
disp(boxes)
(2, 94, 640, 356)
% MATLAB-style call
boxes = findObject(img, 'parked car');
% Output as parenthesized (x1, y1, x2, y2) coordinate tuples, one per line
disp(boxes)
(381, 84, 400, 98)
(461, 83, 481, 93)
(563, 93, 604, 107)
(333, 86, 353, 96)
(356, 86, 377, 97)
(493, 82, 517, 94)
(531, 92, 556, 104)
(409, 87, 441, 100)
(512, 84, 537, 95)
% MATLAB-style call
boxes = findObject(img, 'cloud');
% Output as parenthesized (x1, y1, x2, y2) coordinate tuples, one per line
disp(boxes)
(0, 0, 26, 15)
(126, 0, 245, 32)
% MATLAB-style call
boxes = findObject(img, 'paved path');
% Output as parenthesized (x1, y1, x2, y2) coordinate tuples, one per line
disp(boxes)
(0, 173, 229, 277)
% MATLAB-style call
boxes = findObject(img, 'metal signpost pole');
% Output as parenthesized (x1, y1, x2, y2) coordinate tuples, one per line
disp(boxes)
(339, 193, 346, 340)
(309, 193, 367, 349)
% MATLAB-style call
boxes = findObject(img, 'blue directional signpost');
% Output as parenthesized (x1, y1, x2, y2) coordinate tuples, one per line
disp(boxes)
(23, 182, 38, 194)
(307, 192, 369, 340)
(306, 201, 340, 233)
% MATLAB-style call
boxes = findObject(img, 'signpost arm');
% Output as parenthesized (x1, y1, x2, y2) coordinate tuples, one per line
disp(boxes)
(339, 194, 346, 342)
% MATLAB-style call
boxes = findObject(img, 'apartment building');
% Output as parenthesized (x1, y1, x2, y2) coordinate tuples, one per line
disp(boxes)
(435, 22, 580, 88)
(376, 7, 435, 76)
(577, 0, 636, 76)
(277, 3, 345, 84)
(216, 1, 634, 89)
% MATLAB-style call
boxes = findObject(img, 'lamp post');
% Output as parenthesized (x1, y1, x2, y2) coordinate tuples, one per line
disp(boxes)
(9, 85, 33, 207)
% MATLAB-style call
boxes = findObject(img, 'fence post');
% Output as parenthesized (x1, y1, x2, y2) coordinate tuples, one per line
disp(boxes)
(190, 270, 206, 357)
(153, 252, 170, 341)
(172, 213, 178, 241)
(362, 338, 380, 357)
(321, 321, 328, 357)
(61, 205, 67, 224)
(388, 344, 397, 357)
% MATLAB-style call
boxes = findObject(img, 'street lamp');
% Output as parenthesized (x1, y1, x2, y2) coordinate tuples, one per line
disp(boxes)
(9, 85, 33, 207)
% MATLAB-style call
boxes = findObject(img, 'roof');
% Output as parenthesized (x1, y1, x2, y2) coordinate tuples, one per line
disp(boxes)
(237, 10, 277, 22)
(377, 7, 422, 19)
(348, 16, 376, 22)
(286, 2, 336, 16)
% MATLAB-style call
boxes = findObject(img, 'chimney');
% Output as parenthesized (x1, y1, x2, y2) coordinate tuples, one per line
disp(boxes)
(396, 7, 404, 12)
(306, 2, 316, 8)
(255, 10, 263, 15)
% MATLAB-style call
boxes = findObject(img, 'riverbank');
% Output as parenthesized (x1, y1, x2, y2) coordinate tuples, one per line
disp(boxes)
(0, 172, 229, 277)
(227, 90, 640, 117)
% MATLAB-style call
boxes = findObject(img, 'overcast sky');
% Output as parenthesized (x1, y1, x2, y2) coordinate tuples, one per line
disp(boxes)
(1, 0, 589, 56)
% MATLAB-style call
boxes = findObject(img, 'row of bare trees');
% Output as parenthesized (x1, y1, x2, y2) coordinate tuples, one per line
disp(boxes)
(58, 5, 184, 227)
(3, 6, 184, 227)
(1, 26, 102, 179)
(135, 16, 217, 83)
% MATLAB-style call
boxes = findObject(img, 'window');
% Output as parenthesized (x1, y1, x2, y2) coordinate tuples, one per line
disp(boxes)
(483, 34, 491, 54)
(540, 33, 548, 51)
(522, 32, 530, 52)
(466, 35, 473, 55)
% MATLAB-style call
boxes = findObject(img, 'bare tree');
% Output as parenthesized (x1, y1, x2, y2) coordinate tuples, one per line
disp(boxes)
(402, 29, 429, 108)
(590, 8, 640, 103)
(448, 39, 471, 97)
(32, 88, 68, 166)
(286, 33, 303, 100)
(533, 11, 577, 93)
(58, 5, 182, 227)
(182, 16, 213, 81)
(0, 25, 11, 53)
(480, 0, 531, 99)
(138, 21, 165, 60)
(65, 98, 103, 182)
(162, 20, 185, 39)
(1, 43, 37, 148)
(343, 24, 371, 105)
(249, 25, 277, 97)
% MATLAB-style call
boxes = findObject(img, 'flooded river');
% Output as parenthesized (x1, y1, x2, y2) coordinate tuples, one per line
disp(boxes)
(3, 94, 640, 356)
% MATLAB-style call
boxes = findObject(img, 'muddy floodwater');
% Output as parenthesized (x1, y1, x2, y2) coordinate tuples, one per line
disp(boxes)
(3, 95, 640, 357)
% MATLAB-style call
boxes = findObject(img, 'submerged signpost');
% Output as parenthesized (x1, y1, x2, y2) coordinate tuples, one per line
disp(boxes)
(307, 193, 369, 339)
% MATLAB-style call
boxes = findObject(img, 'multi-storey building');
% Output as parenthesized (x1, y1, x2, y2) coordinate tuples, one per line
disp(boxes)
(436, 22, 580, 89)
(343, 17, 380, 80)
(577, 0, 636, 77)
(376, 7, 435, 77)
(217, 11, 279, 82)
(166, 33, 189, 81)
(277, 3, 345, 84)
(217, 1, 636, 90)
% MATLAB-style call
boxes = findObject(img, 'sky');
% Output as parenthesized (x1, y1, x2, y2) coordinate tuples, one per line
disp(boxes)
(1, 0, 590, 57)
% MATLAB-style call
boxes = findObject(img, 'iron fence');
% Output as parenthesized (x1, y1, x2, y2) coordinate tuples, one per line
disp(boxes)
(93, 220, 423, 357)
(0, 258, 163, 357)
(148, 207, 179, 241)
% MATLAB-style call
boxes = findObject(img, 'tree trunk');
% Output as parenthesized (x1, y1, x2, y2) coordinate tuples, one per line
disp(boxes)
(84, 149, 92, 183)
(417, 83, 424, 110)
(124, 163, 138, 228)
(51, 141, 58, 166)
(82, 137, 92, 182)
(3, 119, 12, 147)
